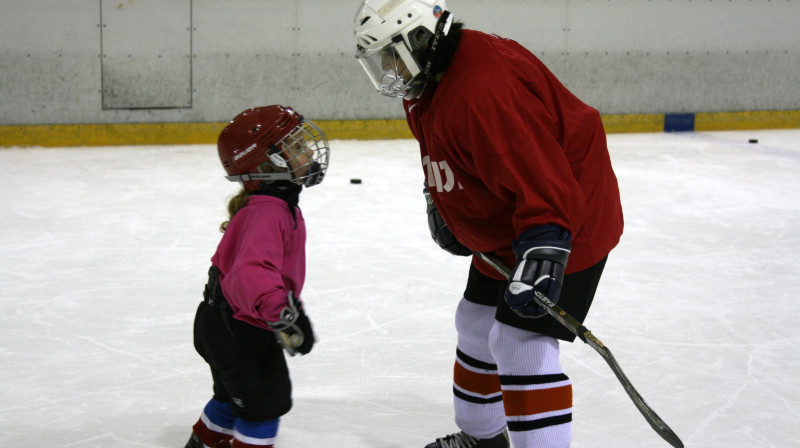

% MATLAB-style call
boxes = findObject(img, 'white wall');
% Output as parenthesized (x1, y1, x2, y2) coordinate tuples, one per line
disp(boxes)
(1, 0, 798, 125)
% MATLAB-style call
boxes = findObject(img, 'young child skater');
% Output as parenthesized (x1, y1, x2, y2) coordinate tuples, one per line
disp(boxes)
(185, 105, 330, 448)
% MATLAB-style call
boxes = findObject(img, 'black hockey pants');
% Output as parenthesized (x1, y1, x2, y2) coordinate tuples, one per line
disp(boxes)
(464, 256, 608, 342)
(193, 266, 292, 421)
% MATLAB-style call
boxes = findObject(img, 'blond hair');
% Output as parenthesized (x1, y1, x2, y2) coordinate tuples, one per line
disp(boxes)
(220, 188, 250, 232)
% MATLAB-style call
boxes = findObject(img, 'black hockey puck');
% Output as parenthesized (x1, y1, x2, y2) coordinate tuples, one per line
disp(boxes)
(748, 139, 758, 144)
(350, 178, 362, 184)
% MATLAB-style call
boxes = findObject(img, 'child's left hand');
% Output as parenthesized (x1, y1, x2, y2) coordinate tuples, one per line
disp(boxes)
(268, 292, 315, 356)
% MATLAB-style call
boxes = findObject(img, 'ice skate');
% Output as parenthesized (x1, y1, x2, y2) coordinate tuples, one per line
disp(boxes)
(184, 433, 202, 448)
(424, 430, 509, 448)
(184, 432, 232, 448)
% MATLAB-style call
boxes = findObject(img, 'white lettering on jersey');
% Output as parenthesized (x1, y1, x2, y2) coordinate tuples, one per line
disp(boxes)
(439, 160, 455, 191)
(422, 155, 463, 193)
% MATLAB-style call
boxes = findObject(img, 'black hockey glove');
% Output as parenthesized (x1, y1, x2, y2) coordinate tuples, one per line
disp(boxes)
(424, 186, 471, 256)
(266, 291, 315, 356)
(505, 225, 571, 318)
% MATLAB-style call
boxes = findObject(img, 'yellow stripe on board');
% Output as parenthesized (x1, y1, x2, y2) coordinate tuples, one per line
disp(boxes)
(0, 122, 228, 148)
(316, 119, 414, 140)
(1, 110, 798, 148)
(0, 120, 414, 148)
(695, 110, 800, 131)
(600, 114, 665, 134)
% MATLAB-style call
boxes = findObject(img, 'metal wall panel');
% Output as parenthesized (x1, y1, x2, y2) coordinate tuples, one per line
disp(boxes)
(190, 0, 296, 120)
(294, 0, 390, 119)
(0, 0, 100, 124)
(1, 0, 798, 124)
(100, 0, 192, 109)
(453, 0, 800, 115)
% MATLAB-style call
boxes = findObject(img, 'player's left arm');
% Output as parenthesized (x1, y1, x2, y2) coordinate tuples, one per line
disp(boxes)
(459, 87, 581, 317)
(423, 184, 472, 256)
(266, 291, 315, 356)
(504, 225, 571, 317)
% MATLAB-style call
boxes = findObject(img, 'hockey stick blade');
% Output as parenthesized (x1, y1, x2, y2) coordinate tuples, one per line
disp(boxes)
(476, 252, 684, 448)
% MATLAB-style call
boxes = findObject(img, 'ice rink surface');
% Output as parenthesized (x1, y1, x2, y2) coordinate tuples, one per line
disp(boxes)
(1, 129, 799, 447)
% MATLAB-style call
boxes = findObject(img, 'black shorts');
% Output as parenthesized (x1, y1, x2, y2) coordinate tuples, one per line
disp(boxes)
(463, 257, 608, 342)
(193, 302, 292, 421)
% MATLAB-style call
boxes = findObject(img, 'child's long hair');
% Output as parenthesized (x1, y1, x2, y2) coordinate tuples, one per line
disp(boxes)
(220, 188, 250, 232)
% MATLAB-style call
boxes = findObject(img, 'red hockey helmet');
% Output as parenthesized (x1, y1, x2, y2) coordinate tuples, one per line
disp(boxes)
(217, 105, 330, 191)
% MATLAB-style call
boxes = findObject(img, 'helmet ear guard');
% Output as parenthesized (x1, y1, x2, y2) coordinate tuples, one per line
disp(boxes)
(404, 9, 451, 99)
(408, 26, 433, 51)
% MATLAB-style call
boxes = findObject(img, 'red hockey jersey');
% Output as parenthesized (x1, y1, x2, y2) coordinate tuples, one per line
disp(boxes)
(404, 30, 623, 278)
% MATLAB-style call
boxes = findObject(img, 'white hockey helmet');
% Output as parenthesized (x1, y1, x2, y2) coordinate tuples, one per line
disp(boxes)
(354, 0, 453, 99)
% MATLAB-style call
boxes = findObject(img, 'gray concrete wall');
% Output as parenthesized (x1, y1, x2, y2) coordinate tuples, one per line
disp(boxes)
(1, 0, 798, 125)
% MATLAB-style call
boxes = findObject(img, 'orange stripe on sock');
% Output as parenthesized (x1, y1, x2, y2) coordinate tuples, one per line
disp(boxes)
(502, 384, 573, 417)
(453, 361, 501, 396)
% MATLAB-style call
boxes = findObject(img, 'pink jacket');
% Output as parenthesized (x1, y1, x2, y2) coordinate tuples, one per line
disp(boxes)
(211, 195, 306, 330)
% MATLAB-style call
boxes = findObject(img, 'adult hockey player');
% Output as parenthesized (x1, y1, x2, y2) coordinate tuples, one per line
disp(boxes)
(354, 1, 624, 447)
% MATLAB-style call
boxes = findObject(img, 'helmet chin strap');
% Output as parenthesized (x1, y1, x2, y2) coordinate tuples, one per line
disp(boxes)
(225, 172, 293, 183)
(405, 10, 453, 99)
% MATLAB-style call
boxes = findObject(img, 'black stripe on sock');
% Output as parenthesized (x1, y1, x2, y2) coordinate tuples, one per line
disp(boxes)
(456, 348, 498, 371)
(453, 386, 503, 405)
(507, 413, 572, 432)
(498, 373, 569, 386)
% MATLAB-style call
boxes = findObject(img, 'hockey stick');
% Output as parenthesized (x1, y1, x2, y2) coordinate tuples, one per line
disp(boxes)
(476, 252, 684, 448)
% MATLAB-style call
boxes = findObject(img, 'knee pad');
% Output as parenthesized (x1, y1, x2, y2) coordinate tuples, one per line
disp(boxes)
(488, 321, 561, 375)
(455, 297, 497, 360)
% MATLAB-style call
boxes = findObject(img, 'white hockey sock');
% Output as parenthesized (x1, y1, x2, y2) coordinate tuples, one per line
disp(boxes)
(489, 321, 572, 448)
(452, 298, 507, 439)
